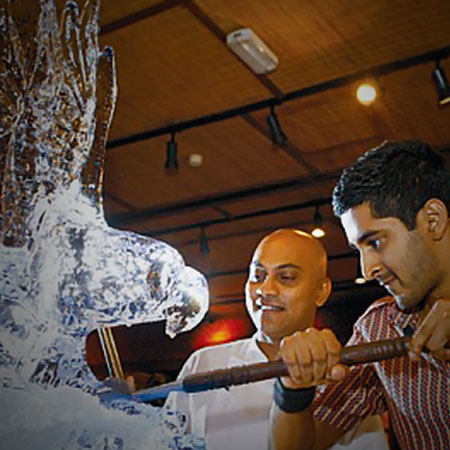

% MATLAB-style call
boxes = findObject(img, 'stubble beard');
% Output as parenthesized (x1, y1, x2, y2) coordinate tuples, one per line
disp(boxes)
(394, 230, 439, 312)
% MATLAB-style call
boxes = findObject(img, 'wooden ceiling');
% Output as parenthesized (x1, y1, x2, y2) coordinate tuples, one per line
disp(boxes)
(97, 0, 450, 311)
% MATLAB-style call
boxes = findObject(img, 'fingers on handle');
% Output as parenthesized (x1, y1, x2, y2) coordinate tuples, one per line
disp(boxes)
(411, 300, 450, 359)
(279, 328, 343, 386)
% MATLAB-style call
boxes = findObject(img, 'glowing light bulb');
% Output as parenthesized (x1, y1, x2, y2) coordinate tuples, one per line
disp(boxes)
(354, 276, 367, 285)
(311, 227, 325, 238)
(356, 83, 377, 105)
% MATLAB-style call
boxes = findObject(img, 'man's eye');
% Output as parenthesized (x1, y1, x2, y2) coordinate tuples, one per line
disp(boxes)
(368, 239, 380, 250)
(250, 270, 265, 282)
(278, 273, 297, 282)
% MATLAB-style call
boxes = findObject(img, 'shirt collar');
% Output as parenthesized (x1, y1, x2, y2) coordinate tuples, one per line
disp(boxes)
(250, 333, 271, 361)
(388, 301, 420, 335)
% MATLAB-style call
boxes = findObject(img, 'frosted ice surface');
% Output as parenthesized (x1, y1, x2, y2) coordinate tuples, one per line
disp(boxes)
(0, 0, 208, 448)
(0, 367, 205, 449)
(1, 187, 209, 387)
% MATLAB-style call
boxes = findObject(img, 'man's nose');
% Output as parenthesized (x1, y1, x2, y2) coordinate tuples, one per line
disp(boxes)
(256, 275, 278, 297)
(360, 250, 383, 281)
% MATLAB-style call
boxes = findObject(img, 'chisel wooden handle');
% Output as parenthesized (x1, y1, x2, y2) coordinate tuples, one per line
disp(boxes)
(183, 336, 411, 393)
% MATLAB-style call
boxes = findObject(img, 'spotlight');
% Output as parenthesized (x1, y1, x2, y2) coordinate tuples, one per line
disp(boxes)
(356, 83, 377, 105)
(165, 133, 178, 171)
(200, 228, 210, 254)
(311, 206, 325, 239)
(267, 106, 287, 146)
(432, 60, 450, 105)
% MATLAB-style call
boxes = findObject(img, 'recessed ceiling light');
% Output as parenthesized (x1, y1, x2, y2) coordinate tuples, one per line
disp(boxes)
(356, 83, 377, 105)
(189, 153, 203, 167)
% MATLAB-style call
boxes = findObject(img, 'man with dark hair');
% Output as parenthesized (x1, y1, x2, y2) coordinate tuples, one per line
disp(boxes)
(333, 139, 450, 229)
(269, 140, 450, 450)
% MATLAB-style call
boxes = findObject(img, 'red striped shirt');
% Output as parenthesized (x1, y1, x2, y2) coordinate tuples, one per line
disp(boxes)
(313, 297, 450, 450)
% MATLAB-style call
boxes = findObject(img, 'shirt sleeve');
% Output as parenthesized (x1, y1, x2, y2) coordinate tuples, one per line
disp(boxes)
(312, 327, 388, 433)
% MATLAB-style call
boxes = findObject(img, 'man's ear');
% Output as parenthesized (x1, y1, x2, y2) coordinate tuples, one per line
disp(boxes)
(417, 198, 449, 240)
(315, 277, 331, 307)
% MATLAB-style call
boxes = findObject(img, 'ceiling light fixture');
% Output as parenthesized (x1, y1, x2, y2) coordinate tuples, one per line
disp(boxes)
(107, 47, 450, 151)
(200, 227, 210, 254)
(356, 83, 377, 105)
(165, 132, 178, 171)
(311, 206, 325, 238)
(188, 153, 203, 167)
(432, 60, 450, 105)
(267, 105, 287, 146)
(354, 266, 366, 285)
(226, 28, 278, 75)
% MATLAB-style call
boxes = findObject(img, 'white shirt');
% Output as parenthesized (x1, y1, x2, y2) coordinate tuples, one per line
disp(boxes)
(165, 336, 388, 450)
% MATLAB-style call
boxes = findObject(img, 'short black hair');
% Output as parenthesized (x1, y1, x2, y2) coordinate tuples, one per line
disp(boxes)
(332, 140, 450, 229)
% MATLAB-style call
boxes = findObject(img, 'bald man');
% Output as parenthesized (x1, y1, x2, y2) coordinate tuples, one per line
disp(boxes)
(165, 229, 387, 450)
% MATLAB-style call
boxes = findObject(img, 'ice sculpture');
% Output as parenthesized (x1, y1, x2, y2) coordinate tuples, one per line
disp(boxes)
(0, 0, 208, 448)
